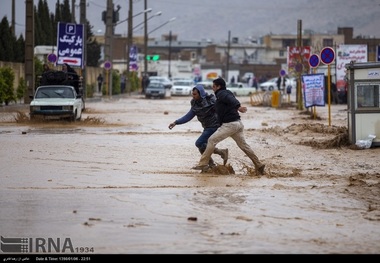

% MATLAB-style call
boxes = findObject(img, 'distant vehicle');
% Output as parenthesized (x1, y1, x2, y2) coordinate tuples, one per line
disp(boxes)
(227, 82, 256, 96)
(196, 81, 213, 91)
(260, 77, 295, 92)
(149, 76, 173, 89)
(171, 79, 194, 96)
(29, 85, 83, 121)
(259, 77, 278, 91)
(171, 77, 194, 83)
(145, 80, 171, 99)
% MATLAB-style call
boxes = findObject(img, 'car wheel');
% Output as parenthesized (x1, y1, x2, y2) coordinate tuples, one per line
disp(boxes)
(269, 86, 274, 91)
(71, 111, 77, 122)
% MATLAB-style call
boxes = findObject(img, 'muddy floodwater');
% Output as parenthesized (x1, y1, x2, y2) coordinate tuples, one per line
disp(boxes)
(1, 93, 380, 254)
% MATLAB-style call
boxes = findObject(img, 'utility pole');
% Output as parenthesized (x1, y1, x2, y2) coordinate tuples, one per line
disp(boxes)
(226, 30, 231, 81)
(24, 0, 34, 104)
(297, 19, 303, 110)
(144, 0, 148, 78)
(126, 0, 133, 94)
(71, 0, 76, 23)
(104, 0, 113, 96)
(168, 30, 172, 79)
(80, 0, 87, 98)
(11, 0, 15, 36)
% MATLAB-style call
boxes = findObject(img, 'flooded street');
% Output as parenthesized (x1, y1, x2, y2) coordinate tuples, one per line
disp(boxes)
(1, 94, 380, 254)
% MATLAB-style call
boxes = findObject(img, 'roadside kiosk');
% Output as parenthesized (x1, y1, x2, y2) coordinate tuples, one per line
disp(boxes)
(345, 61, 380, 146)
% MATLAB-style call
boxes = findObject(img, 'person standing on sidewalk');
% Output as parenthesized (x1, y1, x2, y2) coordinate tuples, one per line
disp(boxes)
(168, 84, 228, 168)
(97, 73, 104, 93)
(192, 77, 266, 174)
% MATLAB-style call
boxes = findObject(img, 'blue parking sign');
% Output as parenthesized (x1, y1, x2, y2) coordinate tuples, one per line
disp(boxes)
(57, 22, 84, 68)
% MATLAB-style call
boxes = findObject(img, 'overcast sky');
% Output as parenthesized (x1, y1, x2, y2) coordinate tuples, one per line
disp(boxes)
(1, 0, 380, 43)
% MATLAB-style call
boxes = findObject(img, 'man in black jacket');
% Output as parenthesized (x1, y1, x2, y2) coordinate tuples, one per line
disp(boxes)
(192, 77, 265, 174)
(169, 84, 228, 168)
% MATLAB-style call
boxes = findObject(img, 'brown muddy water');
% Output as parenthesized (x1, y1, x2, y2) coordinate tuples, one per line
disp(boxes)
(1, 94, 380, 254)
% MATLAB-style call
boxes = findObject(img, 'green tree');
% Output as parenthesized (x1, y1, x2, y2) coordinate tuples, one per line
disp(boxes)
(14, 34, 25, 63)
(16, 77, 27, 103)
(86, 21, 101, 66)
(0, 67, 16, 105)
(0, 17, 14, 61)
(59, 0, 73, 23)
(35, 0, 55, 45)
(112, 70, 121, 95)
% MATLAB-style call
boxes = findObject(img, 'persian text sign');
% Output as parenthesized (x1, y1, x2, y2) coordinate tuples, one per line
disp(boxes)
(287, 46, 311, 77)
(336, 44, 367, 83)
(57, 22, 84, 68)
(302, 73, 325, 108)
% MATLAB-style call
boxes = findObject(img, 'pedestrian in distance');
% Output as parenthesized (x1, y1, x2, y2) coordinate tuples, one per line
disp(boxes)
(276, 75, 288, 92)
(141, 74, 150, 94)
(97, 73, 104, 93)
(331, 81, 339, 104)
(168, 84, 228, 168)
(192, 77, 266, 174)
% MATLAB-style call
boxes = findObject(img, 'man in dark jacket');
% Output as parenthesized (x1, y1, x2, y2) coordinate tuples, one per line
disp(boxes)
(168, 84, 228, 167)
(192, 77, 265, 174)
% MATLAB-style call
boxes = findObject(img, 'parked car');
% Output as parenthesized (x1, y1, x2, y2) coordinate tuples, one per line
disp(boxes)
(259, 77, 278, 91)
(145, 80, 171, 99)
(227, 82, 256, 96)
(196, 81, 213, 91)
(29, 85, 83, 121)
(260, 77, 296, 92)
(171, 79, 194, 96)
(149, 76, 173, 89)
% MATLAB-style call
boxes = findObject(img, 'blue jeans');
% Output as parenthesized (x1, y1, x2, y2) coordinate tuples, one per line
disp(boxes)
(195, 127, 218, 153)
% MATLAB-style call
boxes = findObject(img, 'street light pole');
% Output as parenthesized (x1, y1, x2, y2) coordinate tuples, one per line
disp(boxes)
(168, 30, 172, 79)
(134, 11, 161, 32)
(148, 17, 176, 35)
(144, 0, 148, 79)
(126, 0, 133, 95)
(115, 8, 152, 26)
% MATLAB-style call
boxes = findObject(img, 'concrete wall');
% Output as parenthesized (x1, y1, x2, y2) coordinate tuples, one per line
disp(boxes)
(0, 61, 103, 92)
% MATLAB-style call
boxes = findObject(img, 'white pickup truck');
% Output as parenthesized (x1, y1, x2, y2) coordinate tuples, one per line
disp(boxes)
(227, 82, 257, 96)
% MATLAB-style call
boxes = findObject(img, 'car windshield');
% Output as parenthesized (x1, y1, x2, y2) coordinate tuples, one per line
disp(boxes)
(173, 81, 192, 86)
(148, 82, 164, 89)
(35, 87, 74, 99)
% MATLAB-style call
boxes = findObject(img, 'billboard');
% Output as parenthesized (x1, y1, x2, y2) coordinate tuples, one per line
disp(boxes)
(336, 44, 367, 87)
